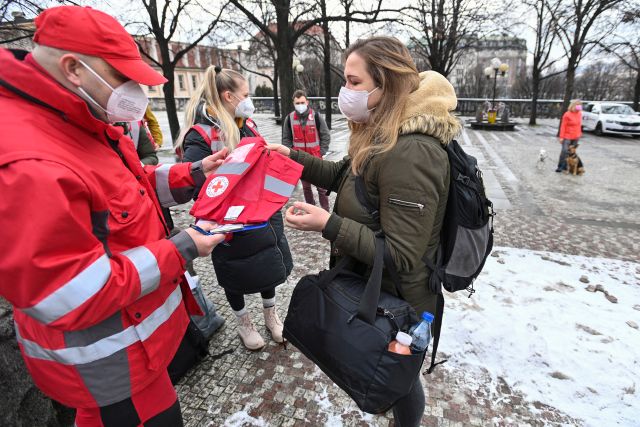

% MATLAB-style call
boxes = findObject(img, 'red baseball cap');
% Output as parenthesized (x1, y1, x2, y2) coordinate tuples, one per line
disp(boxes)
(33, 6, 167, 86)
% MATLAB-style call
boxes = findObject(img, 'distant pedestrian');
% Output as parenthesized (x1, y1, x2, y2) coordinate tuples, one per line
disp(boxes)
(556, 100, 583, 172)
(282, 90, 331, 211)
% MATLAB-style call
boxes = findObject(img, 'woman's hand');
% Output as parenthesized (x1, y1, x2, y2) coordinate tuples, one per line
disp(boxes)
(202, 147, 229, 177)
(266, 144, 290, 157)
(284, 202, 330, 232)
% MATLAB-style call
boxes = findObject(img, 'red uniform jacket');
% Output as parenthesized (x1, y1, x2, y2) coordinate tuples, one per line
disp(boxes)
(0, 49, 203, 409)
(559, 111, 582, 140)
(289, 110, 321, 157)
(190, 137, 303, 224)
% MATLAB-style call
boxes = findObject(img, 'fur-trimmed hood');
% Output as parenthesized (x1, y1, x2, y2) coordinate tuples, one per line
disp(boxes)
(398, 71, 461, 146)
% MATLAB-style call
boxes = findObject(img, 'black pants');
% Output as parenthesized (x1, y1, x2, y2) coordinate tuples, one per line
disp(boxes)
(392, 376, 425, 427)
(98, 399, 183, 427)
(224, 287, 276, 311)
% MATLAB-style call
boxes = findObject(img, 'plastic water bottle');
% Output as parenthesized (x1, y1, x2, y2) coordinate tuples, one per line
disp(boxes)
(388, 332, 413, 355)
(410, 312, 435, 353)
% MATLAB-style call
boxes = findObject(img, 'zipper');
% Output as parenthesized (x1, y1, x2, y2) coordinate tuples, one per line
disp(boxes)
(269, 222, 287, 276)
(388, 197, 424, 213)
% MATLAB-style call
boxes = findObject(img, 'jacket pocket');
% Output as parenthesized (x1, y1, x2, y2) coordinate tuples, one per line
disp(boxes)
(387, 194, 425, 215)
(108, 179, 143, 225)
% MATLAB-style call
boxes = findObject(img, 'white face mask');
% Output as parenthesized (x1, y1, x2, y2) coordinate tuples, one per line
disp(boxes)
(77, 59, 148, 123)
(338, 86, 379, 123)
(295, 104, 308, 115)
(232, 94, 255, 119)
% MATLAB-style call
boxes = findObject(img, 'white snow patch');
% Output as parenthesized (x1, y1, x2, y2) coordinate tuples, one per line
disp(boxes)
(223, 410, 269, 427)
(439, 247, 639, 426)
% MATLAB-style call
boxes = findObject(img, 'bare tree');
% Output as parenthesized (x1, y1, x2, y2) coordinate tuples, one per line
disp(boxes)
(228, 0, 397, 117)
(404, 0, 495, 77)
(525, 0, 563, 124)
(550, 0, 624, 116)
(128, 0, 229, 140)
(601, 8, 640, 110)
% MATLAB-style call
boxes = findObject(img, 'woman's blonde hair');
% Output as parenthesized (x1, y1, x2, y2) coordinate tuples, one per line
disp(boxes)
(345, 37, 420, 174)
(568, 99, 582, 112)
(175, 66, 245, 152)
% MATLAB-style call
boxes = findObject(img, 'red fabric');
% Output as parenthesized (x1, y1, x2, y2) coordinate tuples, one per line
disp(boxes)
(33, 6, 166, 85)
(190, 137, 303, 224)
(0, 48, 199, 408)
(559, 111, 582, 140)
(292, 110, 321, 157)
(75, 371, 177, 426)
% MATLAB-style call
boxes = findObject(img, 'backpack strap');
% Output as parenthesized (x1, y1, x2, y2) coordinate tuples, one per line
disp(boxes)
(425, 292, 447, 374)
(326, 159, 351, 196)
(354, 174, 380, 225)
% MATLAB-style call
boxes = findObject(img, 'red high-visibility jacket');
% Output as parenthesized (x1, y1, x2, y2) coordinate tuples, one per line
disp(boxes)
(559, 111, 582, 140)
(289, 110, 321, 157)
(0, 49, 203, 409)
(190, 137, 303, 224)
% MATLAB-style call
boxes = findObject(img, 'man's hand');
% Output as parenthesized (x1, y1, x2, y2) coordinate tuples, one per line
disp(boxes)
(266, 144, 290, 157)
(202, 147, 229, 177)
(284, 202, 330, 232)
(184, 221, 225, 256)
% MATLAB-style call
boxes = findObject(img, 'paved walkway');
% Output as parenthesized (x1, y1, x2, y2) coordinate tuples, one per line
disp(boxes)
(162, 114, 639, 426)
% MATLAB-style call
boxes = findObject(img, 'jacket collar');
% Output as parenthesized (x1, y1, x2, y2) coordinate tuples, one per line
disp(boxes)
(0, 48, 123, 141)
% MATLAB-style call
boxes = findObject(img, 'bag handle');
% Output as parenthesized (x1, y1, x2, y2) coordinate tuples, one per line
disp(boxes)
(356, 236, 386, 325)
(319, 236, 390, 325)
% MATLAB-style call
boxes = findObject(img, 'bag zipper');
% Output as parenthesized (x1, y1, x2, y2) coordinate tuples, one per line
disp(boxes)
(388, 197, 424, 213)
(268, 222, 287, 276)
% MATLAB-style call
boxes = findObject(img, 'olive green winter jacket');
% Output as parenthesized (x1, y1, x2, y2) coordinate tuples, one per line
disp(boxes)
(290, 71, 461, 316)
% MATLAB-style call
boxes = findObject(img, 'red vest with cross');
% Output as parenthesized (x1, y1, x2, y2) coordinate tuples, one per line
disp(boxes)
(289, 109, 321, 157)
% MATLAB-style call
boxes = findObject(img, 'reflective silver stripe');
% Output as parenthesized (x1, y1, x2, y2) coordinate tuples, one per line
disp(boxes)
(215, 162, 250, 175)
(155, 164, 176, 207)
(16, 285, 183, 365)
(21, 255, 111, 324)
(293, 141, 319, 148)
(129, 121, 141, 149)
(122, 246, 160, 297)
(211, 141, 225, 152)
(264, 175, 295, 197)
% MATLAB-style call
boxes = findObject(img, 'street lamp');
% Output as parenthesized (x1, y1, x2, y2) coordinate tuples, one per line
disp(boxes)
(292, 57, 305, 89)
(485, 57, 509, 117)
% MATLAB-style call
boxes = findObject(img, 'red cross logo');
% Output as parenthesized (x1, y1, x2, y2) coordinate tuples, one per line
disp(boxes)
(205, 176, 229, 198)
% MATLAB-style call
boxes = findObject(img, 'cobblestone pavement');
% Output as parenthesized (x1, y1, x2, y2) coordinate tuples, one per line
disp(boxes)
(164, 114, 638, 426)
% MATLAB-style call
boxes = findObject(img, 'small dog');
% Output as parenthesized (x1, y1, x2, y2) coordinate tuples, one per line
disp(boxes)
(536, 148, 548, 169)
(565, 145, 585, 175)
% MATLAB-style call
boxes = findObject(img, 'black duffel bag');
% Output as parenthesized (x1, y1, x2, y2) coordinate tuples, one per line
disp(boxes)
(283, 237, 424, 414)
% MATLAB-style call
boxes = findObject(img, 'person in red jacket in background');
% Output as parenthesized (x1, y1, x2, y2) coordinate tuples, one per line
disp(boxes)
(0, 6, 228, 426)
(556, 99, 583, 172)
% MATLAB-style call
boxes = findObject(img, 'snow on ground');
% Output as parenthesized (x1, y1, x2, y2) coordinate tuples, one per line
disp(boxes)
(439, 247, 640, 426)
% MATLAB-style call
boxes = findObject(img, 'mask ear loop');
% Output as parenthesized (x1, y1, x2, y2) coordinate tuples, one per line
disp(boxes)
(77, 59, 117, 92)
(367, 87, 380, 113)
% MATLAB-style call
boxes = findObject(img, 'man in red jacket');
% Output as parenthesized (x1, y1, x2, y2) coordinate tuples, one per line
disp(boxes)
(0, 6, 227, 426)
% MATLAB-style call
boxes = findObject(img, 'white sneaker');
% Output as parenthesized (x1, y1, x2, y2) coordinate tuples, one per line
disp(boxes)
(236, 313, 265, 351)
(263, 306, 284, 343)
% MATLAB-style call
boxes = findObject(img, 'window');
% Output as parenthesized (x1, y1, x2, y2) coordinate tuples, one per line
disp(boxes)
(583, 104, 593, 112)
(192, 75, 197, 89)
(178, 75, 185, 90)
(148, 85, 155, 92)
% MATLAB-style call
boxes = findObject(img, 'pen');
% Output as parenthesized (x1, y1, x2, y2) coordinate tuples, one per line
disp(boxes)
(189, 224, 212, 235)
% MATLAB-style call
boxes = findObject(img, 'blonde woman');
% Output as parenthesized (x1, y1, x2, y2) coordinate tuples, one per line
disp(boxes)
(556, 99, 583, 172)
(269, 37, 460, 426)
(177, 66, 293, 351)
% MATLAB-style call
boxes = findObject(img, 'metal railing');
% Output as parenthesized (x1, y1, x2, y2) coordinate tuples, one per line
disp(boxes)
(148, 97, 636, 118)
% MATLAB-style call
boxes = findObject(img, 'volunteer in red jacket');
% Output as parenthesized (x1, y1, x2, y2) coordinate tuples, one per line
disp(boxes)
(0, 6, 228, 427)
(556, 99, 583, 172)
(282, 90, 331, 211)
(176, 66, 293, 351)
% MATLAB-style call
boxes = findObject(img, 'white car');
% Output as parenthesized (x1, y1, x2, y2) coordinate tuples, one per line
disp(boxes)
(582, 103, 640, 138)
